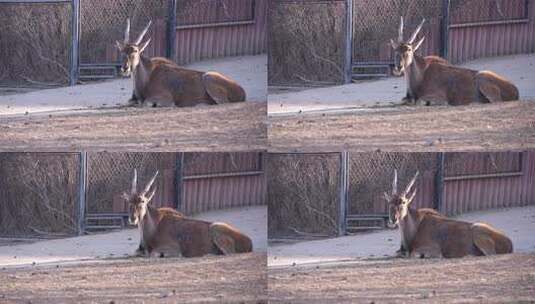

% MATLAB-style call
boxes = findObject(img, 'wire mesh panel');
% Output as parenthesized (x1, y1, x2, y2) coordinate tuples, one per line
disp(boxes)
(80, 0, 169, 66)
(267, 153, 341, 238)
(86, 152, 177, 214)
(449, 0, 529, 25)
(352, 0, 444, 65)
(177, 0, 255, 26)
(348, 152, 439, 217)
(269, 0, 348, 86)
(0, 2, 72, 87)
(0, 153, 80, 236)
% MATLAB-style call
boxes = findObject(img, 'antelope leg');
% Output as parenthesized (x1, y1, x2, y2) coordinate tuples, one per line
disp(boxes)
(202, 72, 246, 104)
(477, 81, 502, 103)
(209, 223, 237, 255)
(472, 226, 497, 256)
(202, 72, 231, 104)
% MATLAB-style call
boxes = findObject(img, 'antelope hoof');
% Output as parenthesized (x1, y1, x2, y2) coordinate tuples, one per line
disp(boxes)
(401, 97, 415, 106)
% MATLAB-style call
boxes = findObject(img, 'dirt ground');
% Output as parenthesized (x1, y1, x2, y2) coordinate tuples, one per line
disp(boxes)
(268, 101, 535, 152)
(0, 252, 267, 304)
(268, 253, 535, 303)
(0, 102, 266, 151)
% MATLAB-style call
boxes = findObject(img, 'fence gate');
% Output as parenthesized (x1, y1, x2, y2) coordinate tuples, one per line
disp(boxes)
(351, 0, 447, 79)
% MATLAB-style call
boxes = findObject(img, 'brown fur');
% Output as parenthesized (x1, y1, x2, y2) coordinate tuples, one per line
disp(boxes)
(117, 20, 246, 108)
(409, 212, 513, 258)
(132, 55, 246, 107)
(392, 19, 519, 106)
(140, 205, 253, 257)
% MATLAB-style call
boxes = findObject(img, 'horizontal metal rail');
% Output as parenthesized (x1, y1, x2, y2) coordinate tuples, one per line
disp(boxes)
(177, 20, 255, 30)
(182, 170, 263, 181)
(449, 18, 529, 29)
(444, 171, 523, 182)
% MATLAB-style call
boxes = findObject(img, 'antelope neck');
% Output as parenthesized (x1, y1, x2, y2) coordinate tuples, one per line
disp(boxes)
(133, 56, 152, 99)
(405, 54, 426, 97)
(140, 204, 159, 241)
(399, 207, 419, 251)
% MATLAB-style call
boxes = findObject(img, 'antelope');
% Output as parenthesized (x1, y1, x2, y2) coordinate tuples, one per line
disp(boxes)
(390, 17, 519, 106)
(385, 170, 513, 258)
(123, 169, 253, 257)
(115, 19, 246, 108)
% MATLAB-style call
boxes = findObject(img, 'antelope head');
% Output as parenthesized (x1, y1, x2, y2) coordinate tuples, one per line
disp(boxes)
(123, 169, 159, 225)
(115, 19, 152, 77)
(390, 17, 426, 76)
(384, 170, 419, 227)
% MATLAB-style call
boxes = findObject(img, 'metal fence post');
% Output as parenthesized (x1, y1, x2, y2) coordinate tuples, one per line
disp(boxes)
(440, 0, 450, 60)
(338, 151, 349, 236)
(344, 0, 353, 84)
(435, 152, 445, 214)
(175, 152, 184, 212)
(70, 0, 80, 86)
(167, 0, 178, 60)
(78, 151, 87, 235)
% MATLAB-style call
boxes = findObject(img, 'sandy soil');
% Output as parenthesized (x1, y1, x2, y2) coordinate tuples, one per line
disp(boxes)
(269, 101, 535, 152)
(269, 54, 535, 114)
(0, 206, 266, 268)
(268, 253, 535, 303)
(0, 102, 266, 151)
(0, 252, 267, 304)
(0, 55, 267, 116)
(268, 206, 535, 267)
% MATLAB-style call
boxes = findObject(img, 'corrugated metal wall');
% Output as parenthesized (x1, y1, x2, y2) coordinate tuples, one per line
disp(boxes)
(174, 0, 267, 65)
(180, 152, 266, 215)
(442, 151, 535, 216)
(448, 0, 535, 63)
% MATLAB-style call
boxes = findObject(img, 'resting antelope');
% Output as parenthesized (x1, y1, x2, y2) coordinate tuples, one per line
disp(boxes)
(390, 17, 519, 106)
(385, 170, 513, 258)
(115, 19, 246, 107)
(123, 169, 253, 257)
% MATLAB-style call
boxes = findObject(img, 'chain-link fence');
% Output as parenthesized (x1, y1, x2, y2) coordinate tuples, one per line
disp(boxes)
(86, 152, 177, 214)
(348, 152, 439, 216)
(268, 0, 348, 86)
(352, 0, 444, 65)
(0, 2, 73, 87)
(80, 0, 169, 68)
(267, 153, 341, 238)
(0, 153, 80, 237)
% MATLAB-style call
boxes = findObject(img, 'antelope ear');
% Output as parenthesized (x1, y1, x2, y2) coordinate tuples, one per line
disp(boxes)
(115, 41, 124, 51)
(139, 38, 151, 53)
(413, 36, 425, 52)
(389, 39, 398, 49)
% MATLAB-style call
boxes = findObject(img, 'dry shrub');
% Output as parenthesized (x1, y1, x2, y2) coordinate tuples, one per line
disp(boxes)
(267, 153, 340, 238)
(268, 1, 347, 86)
(0, 3, 72, 86)
(0, 153, 79, 236)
